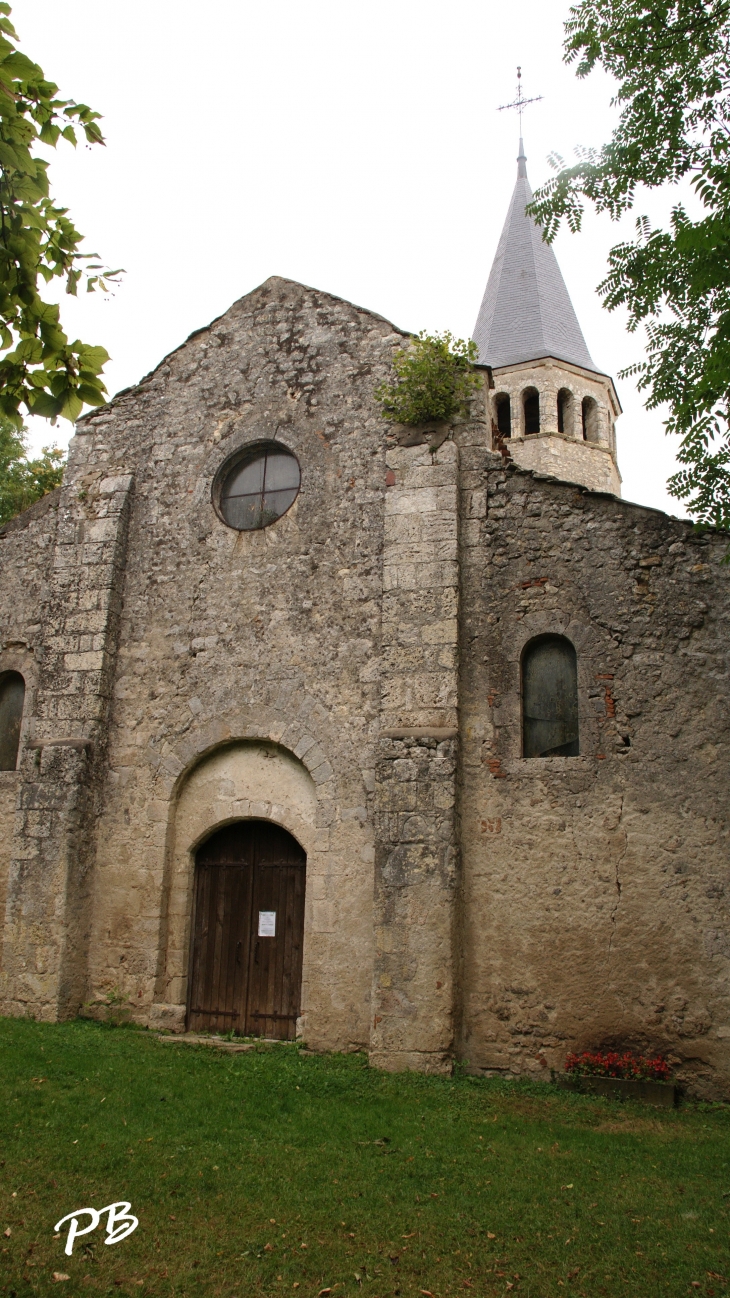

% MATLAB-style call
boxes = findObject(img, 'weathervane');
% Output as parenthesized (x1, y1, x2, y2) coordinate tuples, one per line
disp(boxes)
(497, 66, 543, 131)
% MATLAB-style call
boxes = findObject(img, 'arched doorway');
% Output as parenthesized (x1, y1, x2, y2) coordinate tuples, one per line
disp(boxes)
(187, 820, 306, 1039)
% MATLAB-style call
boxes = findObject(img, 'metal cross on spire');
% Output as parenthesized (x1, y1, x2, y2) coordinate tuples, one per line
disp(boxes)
(497, 66, 543, 131)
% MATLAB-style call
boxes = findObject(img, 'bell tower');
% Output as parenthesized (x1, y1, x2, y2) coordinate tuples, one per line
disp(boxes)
(473, 136, 621, 496)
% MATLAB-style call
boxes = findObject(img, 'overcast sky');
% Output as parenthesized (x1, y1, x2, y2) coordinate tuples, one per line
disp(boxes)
(17, 0, 689, 515)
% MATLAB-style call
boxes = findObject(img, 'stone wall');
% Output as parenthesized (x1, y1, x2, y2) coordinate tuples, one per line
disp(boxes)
(510, 434, 620, 497)
(371, 439, 463, 1073)
(458, 455, 730, 1098)
(60, 276, 406, 1050)
(0, 472, 133, 1019)
(0, 491, 59, 978)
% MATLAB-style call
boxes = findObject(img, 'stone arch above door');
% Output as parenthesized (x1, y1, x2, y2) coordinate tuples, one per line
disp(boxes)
(156, 705, 336, 802)
(159, 740, 318, 1027)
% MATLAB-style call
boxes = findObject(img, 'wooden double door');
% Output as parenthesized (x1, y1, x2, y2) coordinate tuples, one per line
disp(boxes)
(187, 820, 306, 1040)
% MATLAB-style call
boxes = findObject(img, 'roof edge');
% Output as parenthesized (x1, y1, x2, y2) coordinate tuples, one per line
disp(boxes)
(0, 484, 62, 539)
(77, 276, 412, 427)
(503, 460, 709, 530)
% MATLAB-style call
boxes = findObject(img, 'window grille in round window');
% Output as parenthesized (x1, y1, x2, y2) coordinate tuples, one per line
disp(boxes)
(218, 444, 300, 531)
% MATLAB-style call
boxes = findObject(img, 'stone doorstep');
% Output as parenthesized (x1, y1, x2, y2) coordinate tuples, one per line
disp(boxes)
(155, 1034, 255, 1054)
(155, 1033, 310, 1055)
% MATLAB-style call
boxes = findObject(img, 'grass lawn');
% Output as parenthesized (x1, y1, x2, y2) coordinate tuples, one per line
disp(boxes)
(1, 1018, 729, 1298)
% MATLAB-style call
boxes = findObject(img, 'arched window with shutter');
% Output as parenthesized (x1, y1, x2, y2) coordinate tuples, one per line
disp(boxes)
(0, 671, 25, 771)
(522, 636, 579, 758)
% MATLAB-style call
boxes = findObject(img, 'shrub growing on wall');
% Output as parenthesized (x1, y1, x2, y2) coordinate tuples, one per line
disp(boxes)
(375, 330, 481, 427)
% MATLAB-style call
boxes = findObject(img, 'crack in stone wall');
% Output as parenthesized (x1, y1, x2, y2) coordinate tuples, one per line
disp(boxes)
(607, 794, 626, 965)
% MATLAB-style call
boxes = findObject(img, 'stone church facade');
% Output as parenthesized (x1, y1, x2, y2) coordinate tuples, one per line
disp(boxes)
(1, 149, 729, 1097)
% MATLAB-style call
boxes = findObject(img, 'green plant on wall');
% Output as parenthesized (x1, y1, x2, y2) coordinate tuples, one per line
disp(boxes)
(375, 330, 481, 427)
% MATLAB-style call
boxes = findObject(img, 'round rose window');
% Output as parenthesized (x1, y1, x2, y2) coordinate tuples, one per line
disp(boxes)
(218, 444, 301, 531)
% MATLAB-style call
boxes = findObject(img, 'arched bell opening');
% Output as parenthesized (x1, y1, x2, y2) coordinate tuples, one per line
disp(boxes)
(495, 393, 511, 437)
(582, 396, 600, 443)
(557, 388, 573, 437)
(187, 819, 306, 1040)
(0, 671, 25, 771)
(523, 387, 540, 435)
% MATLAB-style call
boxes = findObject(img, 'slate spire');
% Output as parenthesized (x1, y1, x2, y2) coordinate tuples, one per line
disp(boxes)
(473, 140, 596, 372)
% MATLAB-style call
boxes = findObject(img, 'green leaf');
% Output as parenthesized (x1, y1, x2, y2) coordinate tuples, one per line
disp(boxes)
(0, 140, 28, 170)
(2, 51, 43, 81)
(13, 337, 42, 364)
(76, 344, 109, 370)
(37, 120, 60, 146)
(76, 383, 106, 405)
(58, 389, 83, 421)
(375, 331, 481, 426)
(27, 390, 60, 418)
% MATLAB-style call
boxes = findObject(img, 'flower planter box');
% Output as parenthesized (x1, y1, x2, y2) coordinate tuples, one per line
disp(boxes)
(556, 1073, 677, 1108)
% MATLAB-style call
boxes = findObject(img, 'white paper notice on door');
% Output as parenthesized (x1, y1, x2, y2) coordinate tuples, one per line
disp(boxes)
(258, 911, 276, 937)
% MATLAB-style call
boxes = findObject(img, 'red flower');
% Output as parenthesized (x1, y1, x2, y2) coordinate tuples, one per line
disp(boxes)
(564, 1050, 671, 1081)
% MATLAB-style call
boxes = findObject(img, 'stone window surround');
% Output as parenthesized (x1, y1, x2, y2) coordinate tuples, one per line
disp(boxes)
(206, 425, 303, 533)
(557, 387, 574, 436)
(490, 611, 606, 769)
(212, 438, 302, 533)
(521, 386, 541, 435)
(0, 644, 34, 777)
